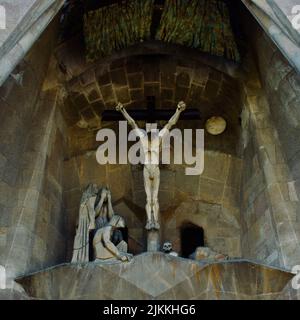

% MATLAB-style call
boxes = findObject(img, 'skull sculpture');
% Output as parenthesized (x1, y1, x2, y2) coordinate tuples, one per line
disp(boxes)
(162, 241, 173, 253)
(162, 241, 178, 257)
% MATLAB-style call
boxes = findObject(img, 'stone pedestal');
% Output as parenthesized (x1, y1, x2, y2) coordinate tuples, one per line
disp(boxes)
(147, 230, 160, 252)
(17, 254, 294, 300)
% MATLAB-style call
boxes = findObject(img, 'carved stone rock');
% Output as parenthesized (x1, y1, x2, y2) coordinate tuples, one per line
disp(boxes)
(189, 246, 228, 262)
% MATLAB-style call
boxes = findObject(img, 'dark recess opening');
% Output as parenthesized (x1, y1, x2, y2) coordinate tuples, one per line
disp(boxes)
(180, 222, 204, 258)
(120, 226, 129, 244)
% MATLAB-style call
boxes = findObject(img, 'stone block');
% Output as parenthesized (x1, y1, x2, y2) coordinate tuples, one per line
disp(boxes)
(198, 177, 224, 204)
(128, 73, 143, 89)
(192, 65, 210, 86)
(110, 68, 127, 86)
(115, 86, 130, 104)
(91, 100, 105, 117)
(86, 87, 101, 103)
(176, 72, 190, 87)
(204, 80, 220, 100)
(0, 227, 7, 247)
(226, 156, 243, 189)
(287, 71, 300, 96)
(126, 57, 143, 73)
(73, 94, 89, 110)
(80, 69, 95, 87)
(201, 151, 229, 184)
(97, 72, 111, 86)
(107, 166, 131, 201)
(143, 60, 160, 82)
(110, 58, 125, 70)
(175, 86, 189, 102)
(175, 167, 200, 197)
(100, 84, 115, 102)
(188, 83, 203, 102)
(266, 51, 292, 91)
(80, 107, 95, 121)
(130, 89, 144, 101)
(161, 88, 174, 101)
(161, 72, 175, 88)
(144, 83, 160, 99)
(1, 163, 18, 187)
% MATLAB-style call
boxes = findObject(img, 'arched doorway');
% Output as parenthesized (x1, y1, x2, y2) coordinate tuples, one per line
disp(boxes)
(180, 222, 204, 258)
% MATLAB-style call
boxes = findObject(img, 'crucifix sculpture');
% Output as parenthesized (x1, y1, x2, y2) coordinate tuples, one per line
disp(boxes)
(102, 97, 200, 251)
(115, 100, 187, 231)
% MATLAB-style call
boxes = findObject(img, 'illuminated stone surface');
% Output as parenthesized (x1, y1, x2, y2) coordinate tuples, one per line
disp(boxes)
(17, 253, 293, 300)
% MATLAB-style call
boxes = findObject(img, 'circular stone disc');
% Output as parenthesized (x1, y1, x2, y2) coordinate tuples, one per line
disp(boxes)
(205, 116, 227, 135)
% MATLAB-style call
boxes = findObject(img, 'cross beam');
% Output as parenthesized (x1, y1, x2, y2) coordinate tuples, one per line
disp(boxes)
(101, 96, 201, 122)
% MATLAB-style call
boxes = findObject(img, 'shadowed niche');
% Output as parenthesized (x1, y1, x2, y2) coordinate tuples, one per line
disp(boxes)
(180, 222, 204, 258)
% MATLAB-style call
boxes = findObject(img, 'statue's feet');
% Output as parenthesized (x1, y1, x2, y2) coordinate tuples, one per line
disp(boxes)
(145, 220, 152, 230)
(153, 221, 160, 230)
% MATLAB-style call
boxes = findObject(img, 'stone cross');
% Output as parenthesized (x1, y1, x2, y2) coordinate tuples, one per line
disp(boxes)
(101, 96, 201, 122)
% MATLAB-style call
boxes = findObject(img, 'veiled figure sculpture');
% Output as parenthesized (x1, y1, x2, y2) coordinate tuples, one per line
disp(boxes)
(71, 185, 117, 263)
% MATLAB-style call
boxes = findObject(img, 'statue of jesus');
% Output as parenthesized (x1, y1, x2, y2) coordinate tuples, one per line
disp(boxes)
(116, 101, 186, 230)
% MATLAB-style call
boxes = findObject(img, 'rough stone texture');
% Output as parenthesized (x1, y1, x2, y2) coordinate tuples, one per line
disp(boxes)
(238, 10, 300, 271)
(0, 288, 30, 300)
(0, 1, 64, 86)
(17, 253, 293, 300)
(0, 19, 67, 282)
(241, 0, 300, 73)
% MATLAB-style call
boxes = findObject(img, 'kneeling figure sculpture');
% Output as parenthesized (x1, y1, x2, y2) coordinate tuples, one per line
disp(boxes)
(93, 215, 133, 262)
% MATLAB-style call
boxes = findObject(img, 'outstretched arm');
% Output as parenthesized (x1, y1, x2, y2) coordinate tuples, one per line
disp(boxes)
(160, 101, 186, 138)
(116, 102, 145, 140)
(116, 102, 139, 130)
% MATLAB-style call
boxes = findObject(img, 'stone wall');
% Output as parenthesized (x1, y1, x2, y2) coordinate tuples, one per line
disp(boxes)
(253, 32, 300, 206)
(62, 54, 241, 157)
(240, 89, 282, 266)
(0, 20, 68, 282)
(239, 9, 300, 270)
(0, 1, 64, 86)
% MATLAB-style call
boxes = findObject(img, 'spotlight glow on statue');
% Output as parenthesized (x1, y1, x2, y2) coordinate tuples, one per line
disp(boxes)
(116, 101, 186, 230)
